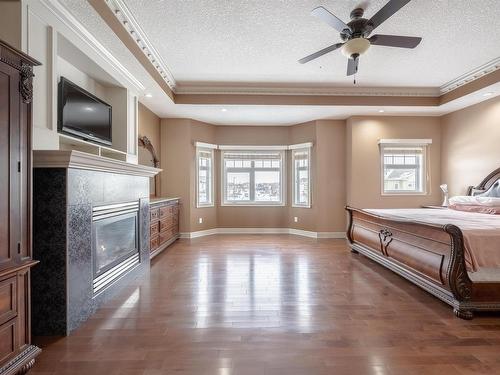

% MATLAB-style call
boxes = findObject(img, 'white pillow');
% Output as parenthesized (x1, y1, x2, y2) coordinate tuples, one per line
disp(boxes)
(448, 195, 500, 207)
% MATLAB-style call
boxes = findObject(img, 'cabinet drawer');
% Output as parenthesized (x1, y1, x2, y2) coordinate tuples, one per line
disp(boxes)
(159, 216, 174, 232)
(150, 208, 159, 221)
(0, 318, 16, 363)
(159, 205, 174, 218)
(150, 221, 160, 236)
(0, 276, 17, 325)
(150, 235, 159, 251)
(159, 228, 176, 245)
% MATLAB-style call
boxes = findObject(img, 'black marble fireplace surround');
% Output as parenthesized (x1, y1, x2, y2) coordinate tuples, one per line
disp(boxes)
(32, 159, 154, 336)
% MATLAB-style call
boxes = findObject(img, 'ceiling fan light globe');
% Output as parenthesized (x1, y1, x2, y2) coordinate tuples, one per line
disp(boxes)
(341, 38, 370, 58)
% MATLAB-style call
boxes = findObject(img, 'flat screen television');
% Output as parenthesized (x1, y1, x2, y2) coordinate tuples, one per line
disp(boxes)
(58, 77, 112, 146)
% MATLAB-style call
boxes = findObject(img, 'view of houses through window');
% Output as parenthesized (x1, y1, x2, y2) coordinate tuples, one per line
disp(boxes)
(223, 151, 284, 205)
(381, 145, 425, 194)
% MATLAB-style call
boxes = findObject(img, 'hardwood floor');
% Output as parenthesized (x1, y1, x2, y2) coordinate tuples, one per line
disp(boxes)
(31, 235, 500, 375)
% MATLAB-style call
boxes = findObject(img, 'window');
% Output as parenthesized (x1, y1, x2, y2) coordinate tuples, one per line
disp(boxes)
(292, 146, 311, 207)
(222, 150, 285, 205)
(380, 139, 431, 195)
(196, 145, 214, 207)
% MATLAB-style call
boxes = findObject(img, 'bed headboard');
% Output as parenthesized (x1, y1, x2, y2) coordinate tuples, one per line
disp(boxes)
(467, 167, 500, 197)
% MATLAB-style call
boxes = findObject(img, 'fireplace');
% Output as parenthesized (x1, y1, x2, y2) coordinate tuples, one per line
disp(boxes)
(92, 201, 141, 294)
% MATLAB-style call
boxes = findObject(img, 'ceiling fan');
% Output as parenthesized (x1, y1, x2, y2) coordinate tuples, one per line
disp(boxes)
(298, 0, 422, 78)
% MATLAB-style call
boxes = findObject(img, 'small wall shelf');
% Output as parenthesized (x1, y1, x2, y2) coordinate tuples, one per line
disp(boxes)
(59, 133, 128, 162)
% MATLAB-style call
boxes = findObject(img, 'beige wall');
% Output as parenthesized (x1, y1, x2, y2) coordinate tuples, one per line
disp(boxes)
(138, 102, 161, 195)
(441, 96, 500, 196)
(215, 126, 290, 229)
(158, 104, 499, 234)
(160, 118, 192, 232)
(190, 120, 217, 232)
(0, 1, 22, 50)
(346, 116, 442, 208)
(160, 120, 348, 233)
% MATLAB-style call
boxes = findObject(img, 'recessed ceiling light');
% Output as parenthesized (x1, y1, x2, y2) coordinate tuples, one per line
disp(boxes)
(483, 92, 494, 97)
(145, 93, 153, 98)
(221, 108, 228, 112)
(378, 109, 385, 113)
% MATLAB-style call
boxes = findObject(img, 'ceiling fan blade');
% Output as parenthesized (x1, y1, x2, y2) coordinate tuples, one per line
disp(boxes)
(369, 34, 422, 48)
(347, 56, 359, 76)
(368, 0, 412, 30)
(311, 6, 351, 34)
(298, 43, 343, 64)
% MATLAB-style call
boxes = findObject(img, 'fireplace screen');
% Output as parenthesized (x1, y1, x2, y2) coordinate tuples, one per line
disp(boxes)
(92, 201, 140, 291)
(94, 213, 137, 276)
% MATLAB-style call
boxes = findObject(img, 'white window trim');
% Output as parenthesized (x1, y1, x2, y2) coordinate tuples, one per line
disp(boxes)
(291, 146, 312, 208)
(196, 146, 215, 208)
(221, 149, 286, 207)
(218, 145, 288, 151)
(379, 140, 430, 196)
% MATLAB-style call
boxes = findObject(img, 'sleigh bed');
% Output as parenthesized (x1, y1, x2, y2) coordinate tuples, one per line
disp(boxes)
(346, 168, 500, 319)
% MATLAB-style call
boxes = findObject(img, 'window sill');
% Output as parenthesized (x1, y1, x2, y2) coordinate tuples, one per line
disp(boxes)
(381, 192, 428, 196)
(221, 203, 286, 207)
(292, 204, 311, 208)
(196, 204, 215, 208)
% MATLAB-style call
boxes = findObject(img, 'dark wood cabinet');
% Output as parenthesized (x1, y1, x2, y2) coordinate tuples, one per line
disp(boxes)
(0, 39, 41, 374)
(149, 198, 180, 259)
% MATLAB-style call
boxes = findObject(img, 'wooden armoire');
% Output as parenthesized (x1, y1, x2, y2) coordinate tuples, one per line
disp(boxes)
(0, 40, 41, 374)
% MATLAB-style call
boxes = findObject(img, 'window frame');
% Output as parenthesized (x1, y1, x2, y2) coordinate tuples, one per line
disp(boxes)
(379, 139, 431, 196)
(291, 146, 312, 208)
(221, 149, 286, 207)
(196, 145, 215, 208)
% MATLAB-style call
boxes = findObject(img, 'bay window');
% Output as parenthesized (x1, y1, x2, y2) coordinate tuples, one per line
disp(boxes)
(221, 149, 285, 206)
(291, 145, 311, 207)
(196, 144, 215, 207)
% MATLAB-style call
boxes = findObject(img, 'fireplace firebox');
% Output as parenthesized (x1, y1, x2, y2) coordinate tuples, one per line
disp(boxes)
(92, 201, 140, 294)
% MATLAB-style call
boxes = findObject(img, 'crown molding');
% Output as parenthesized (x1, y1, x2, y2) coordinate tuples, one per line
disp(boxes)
(174, 84, 440, 97)
(104, 0, 176, 91)
(41, 0, 145, 92)
(439, 57, 500, 94)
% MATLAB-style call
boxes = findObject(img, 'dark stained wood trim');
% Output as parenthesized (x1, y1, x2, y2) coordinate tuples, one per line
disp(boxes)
(346, 165, 500, 321)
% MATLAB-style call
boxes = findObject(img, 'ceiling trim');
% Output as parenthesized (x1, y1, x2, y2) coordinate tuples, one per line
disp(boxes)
(87, 0, 174, 100)
(440, 57, 500, 94)
(104, 0, 176, 90)
(42, 0, 145, 92)
(174, 84, 439, 97)
(175, 93, 439, 107)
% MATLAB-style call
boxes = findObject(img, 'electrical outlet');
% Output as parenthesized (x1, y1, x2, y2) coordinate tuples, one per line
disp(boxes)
(199, 217, 203, 224)
(294, 217, 298, 223)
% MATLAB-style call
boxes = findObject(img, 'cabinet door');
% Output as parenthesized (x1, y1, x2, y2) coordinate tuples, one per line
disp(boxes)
(0, 63, 21, 268)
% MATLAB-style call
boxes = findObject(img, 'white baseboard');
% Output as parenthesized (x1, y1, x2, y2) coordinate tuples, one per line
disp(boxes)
(180, 228, 346, 239)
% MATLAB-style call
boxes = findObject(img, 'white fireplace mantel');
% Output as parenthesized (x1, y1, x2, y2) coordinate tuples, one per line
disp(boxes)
(33, 150, 161, 178)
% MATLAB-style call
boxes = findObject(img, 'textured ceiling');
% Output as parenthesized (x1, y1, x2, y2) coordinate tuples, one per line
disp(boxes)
(58, 0, 500, 123)
(123, 0, 500, 87)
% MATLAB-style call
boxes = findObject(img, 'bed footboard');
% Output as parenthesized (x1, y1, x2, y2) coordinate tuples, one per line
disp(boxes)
(346, 207, 476, 319)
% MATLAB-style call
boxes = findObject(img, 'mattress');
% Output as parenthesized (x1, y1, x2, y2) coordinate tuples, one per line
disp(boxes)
(365, 208, 500, 273)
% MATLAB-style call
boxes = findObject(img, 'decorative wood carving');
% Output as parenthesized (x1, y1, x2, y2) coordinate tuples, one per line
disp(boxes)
(0, 38, 41, 375)
(445, 224, 472, 302)
(19, 63, 34, 104)
(378, 228, 393, 256)
(138, 136, 160, 168)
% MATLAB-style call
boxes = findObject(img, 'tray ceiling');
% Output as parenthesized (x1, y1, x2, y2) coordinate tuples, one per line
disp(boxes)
(58, 0, 500, 123)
